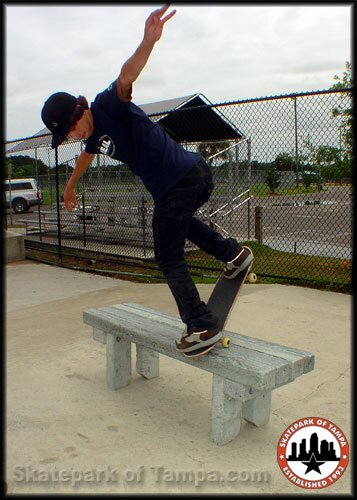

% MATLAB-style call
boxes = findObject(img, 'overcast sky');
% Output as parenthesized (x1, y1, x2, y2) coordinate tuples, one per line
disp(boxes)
(5, 3, 352, 141)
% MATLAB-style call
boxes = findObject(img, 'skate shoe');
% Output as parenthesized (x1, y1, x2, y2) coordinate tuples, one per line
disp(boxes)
(223, 246, 253, 280)
(175, 326, 222, 354)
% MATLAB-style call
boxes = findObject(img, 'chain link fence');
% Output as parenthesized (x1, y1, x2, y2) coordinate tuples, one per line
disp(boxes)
(4, 89, 352, 291)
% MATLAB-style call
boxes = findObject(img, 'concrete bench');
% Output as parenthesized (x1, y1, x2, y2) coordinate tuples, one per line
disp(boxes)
(83, 303, 314, 446)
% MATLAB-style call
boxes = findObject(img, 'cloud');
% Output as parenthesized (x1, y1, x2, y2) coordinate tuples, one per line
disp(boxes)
(5, 4, 351, 140)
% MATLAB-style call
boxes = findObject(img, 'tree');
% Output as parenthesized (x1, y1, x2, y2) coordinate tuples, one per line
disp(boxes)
(317, 145, 349, 183)
(331, 61, 352, 90)
(265, 166, 281, 194)
(301, 138, 348, 185)
(4, 155, 49, 178)
(330, 62, 353, 171)
(301, 171, 315, 189)
(274, 152, 295, 171)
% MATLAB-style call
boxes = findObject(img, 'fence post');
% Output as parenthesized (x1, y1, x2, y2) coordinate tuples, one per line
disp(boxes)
(293, 96, 300, 188)
(37, 201, 42, 242)
(255, 206, 263, 244)
(8, 166, 13, 226)
(247, 139, 252, 240)
(54, 147, 62, 263)
(82, 192, 87, 248)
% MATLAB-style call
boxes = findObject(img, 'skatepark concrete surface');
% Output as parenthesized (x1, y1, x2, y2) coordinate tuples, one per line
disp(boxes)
(5, 259, 352, 495)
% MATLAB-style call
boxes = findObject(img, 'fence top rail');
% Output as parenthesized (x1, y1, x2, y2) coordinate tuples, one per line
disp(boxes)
(210, 87, 353, 108)
(146, 87, 353, 118)
(4, 88, 352, 145)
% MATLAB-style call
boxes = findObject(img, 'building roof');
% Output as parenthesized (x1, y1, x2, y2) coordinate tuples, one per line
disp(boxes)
(7, 93, 243, 153)
(6, 127, 53, 153)
(139, 94, 196, 115)
(154, 93, 243, 142)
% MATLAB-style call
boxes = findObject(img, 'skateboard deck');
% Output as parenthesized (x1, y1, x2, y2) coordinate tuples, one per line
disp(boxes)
(184, 265, 256, 358)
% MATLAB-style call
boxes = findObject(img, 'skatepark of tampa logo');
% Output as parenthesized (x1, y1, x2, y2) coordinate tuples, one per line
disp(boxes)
(277, 417, 349, 489)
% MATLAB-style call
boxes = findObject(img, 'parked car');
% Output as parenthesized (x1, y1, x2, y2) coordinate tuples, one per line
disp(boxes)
(3, 178, 42, 213)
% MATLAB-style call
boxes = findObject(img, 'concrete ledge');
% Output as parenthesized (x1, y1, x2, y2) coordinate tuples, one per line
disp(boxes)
(4, 230, 25, 262)
(84, 302, 315, 446)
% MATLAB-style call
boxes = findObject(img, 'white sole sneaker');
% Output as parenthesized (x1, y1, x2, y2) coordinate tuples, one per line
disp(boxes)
(224, 246, 254, 280)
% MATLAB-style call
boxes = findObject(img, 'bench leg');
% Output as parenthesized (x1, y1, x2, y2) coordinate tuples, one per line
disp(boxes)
(242, 390, 271, 427)
(93, 328, 106, 344)
(106, 334, 131, 390)
(211, 374, 243, 446)
(136, 345, 159, 379)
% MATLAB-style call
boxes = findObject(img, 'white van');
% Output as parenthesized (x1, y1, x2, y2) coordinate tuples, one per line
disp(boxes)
(4, 178, 42, 213)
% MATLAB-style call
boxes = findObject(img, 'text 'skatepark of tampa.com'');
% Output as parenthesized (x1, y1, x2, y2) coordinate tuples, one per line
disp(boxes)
(12, 465, 271, 488)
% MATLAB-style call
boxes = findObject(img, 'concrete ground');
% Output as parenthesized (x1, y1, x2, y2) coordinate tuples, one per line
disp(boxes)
(5, 259, 352, 495)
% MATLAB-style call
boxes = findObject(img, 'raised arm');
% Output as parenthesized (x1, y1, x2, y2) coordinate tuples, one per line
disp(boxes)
(117, 4, 176, 100)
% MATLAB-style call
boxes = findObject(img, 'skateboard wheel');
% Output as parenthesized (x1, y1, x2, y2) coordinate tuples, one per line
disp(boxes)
(221, 336, 230, 348)
(248, 272, 257, 283)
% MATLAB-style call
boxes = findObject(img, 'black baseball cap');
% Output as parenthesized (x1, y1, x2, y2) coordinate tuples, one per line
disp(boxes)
(41, 92, 78, 148)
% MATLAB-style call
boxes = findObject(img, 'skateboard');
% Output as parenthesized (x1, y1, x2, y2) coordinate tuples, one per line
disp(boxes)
(183, 265, 257, 358)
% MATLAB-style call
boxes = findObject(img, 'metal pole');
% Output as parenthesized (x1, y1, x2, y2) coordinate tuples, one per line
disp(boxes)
(293, 96, 300, 187)
(247, 138, 252, 240)
(47, 149, 53, 207)
(35, 147, 41, 238)
(38, 195, 42, 242)
(254, 206, 263, 244)
(8, 162, 13, 225)
(82, 192, 87, 247)
(34, 147, 39, 181)
(54, 147, 62, 263)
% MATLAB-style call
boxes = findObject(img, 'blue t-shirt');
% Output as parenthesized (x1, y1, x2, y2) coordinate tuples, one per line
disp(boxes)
(85, 81, 201, 200)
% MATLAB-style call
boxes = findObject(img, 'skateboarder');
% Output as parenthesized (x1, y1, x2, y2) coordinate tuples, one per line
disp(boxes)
(41, 5, 253, 355)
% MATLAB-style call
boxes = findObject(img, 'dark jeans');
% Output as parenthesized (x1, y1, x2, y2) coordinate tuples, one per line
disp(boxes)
(152, 159, 241, 329)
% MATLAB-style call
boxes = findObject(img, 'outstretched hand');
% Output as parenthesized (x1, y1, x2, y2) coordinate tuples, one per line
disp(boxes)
(63, 184, 78, 212)
(144, 4, 176, 44)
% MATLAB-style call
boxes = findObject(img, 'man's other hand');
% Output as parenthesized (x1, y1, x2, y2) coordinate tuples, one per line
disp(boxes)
(63, 185, 78, 212)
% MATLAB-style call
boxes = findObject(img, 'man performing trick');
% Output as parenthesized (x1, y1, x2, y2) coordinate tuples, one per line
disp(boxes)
(41, 5, 253, 356)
